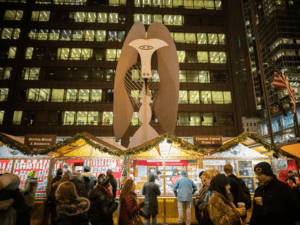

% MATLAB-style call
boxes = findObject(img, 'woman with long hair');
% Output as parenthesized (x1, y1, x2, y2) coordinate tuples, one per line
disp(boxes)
(207, 174, 245, 225)
(55, 181, 90, 225)
(118, 179, 146, 225)
(48, 173, 71, 225)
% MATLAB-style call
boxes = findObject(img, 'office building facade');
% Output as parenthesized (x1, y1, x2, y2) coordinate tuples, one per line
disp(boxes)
(0, 0, 242, 146)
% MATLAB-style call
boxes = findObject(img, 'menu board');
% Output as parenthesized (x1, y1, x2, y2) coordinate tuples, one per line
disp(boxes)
(188, 162, 198, 185)
(0, 160, 13, 173)
(13, 159, 50, 198)
(238, 161, 253, 177)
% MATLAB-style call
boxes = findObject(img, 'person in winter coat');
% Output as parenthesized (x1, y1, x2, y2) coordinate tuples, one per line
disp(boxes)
(70, 172, 86, 197)
(142, 174, 161, 225)
(48, 173, 71, 225)
(22, 170, 38, 211)
(51, 169, 63, 186)
(173, 170, 197, 225)
(55, 181, 90, 225)
(81, 167, 97, 196)
(224, 164, 251, 224)
(118, 179, 146, 225)
(88, 174, 118, 225)
(0, 174, 30, 225)
(193, 169, 219, 224)
(250, 162, 300, 225)
(207, 174, 244, 225)
(106, 169, 118, 201)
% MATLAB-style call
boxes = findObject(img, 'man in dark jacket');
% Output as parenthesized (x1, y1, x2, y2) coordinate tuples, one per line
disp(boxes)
(81, 167, 97, 196)
(250, 162, 300, 225)
(142, 174, 161, 225)
(51, 169, 63, 188)
(70, 172, 86, 197)
(88, 174, 118, 225)
(224, 164, 251, 223)
(106, 169, 117, 201)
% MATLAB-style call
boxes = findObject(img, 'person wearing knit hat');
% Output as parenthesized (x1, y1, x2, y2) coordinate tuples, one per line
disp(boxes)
(22, 170, 38, 211)
(250, 162, 300, 225)
(88, 174, 118, 225)
(70, 171, 86, 197)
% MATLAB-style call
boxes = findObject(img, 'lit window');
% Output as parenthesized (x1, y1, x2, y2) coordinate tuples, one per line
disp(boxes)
(218, 34, 225, 45)
(102, 111, 113, 126)
(202, 113, 213, 126)
(197, 33, 207, 44)
(31, 11, 50, 21)
(179, 90, 188, 104)
(184, 0, 193, 8)
(0, 88, 9, 102)
(49, 29, 60, 40)
(190, 113, 201, 126)
(91, 89, 102, 102)
(177, 113, 189, 126)
(22, 67, 40, 80)
(38, 29, 49, 40)
(51, 89, 65, 102)
(199, 70, 210, 83)
(131, 112, 139, 126)
(98, 12, 108, 23)
(57, 48, 70, 60)
(13, 111, 23, 125)
(142, 14, 151, 25)
(177, 51, 186, 63)
(208, 33, 218, 45)
(197, 51, 208, 63)
(84, 30, 95, 41)
(212, 91, 223, 104)
(87, 12, 96, 23)
(75, 12, 86, 22)
(201, 91, 211, 104)
(189, 91, 200, 104)
(204, 0, 214, 9)
(174, 33, 185, 43)
(0, 67, 12, 80)
(79, 89, 90, 102)
(109, 13, 119, 23)
(8, 47, 17, 59)
(63, 111, 75, 125)
(185, 33, 196, 44)
(223, 91, 232, 104)
(164, 15, 174, 25)
(1, 28, 13, 39)
(153, 14, 163, 23)
(4, 10, 23, 21)
(179, 70, 187, 82)
(215, 0, 222, 10)
(194, 0, 204, 9)
(0, 111, 4, 125)
(66, 89, 77, 102)
(96, 30, 106, 42)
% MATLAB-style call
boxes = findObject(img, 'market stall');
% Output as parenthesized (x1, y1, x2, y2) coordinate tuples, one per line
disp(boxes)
(124, 134, 206, 224)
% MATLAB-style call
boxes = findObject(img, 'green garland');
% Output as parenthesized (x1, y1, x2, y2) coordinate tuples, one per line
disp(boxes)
(123, 134, 207, 156)
(0, 133, 207, 156)
(217, 132, 281, 157)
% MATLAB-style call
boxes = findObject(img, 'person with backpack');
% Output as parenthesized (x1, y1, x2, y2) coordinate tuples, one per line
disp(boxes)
(224, 164, 251, 223)
(142, 174, 161, 225)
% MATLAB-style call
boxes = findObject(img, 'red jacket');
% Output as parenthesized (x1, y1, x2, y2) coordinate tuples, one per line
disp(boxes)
(119, 192, 145, 225)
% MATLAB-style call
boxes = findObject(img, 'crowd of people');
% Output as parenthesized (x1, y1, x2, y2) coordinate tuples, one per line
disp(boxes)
(1, 162, 300, 225)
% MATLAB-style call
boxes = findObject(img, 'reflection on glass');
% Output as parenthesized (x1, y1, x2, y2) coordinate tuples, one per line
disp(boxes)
(189, 91, 200, 104)
(131, 112, 139, 126)
(208, 33, 218, 45)
(8, 47, 17, 59)
(201, 91, 211, 104)
(177, 51, 186, 62)
(179, 90, 188, 104)
(96, 30, 106, 42)
(66, 89, 77, 102)
(49, 29, 60, 40)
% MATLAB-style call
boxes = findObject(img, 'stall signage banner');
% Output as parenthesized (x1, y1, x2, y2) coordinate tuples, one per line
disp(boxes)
(193, 135, 222, 146)
(25, 134, 57, 151)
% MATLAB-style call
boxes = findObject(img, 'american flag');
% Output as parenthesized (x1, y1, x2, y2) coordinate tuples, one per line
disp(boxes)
(271, 72, 296, 118)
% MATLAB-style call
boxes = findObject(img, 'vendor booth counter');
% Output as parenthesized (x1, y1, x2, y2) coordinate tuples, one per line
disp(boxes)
(116, 135, 206, 224)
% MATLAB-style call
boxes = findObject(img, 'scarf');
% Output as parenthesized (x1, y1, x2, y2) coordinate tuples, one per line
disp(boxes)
(98, 185, 113, 199)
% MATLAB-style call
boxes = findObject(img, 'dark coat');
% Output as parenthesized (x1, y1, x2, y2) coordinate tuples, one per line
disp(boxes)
(88, 185, 118, 225)
(51, 175, 63, 186)
(0, 189, 30, 225)
(109, 176, 118, 201)
(81, 172, 96, 196)
(250, 175, 300, 225)
(0, 199, 16, 225)
(142, 174, 161, 215)
(56, 197, 90, 225)
(22, 177, 38, 207)
(70, 178, 86, 197)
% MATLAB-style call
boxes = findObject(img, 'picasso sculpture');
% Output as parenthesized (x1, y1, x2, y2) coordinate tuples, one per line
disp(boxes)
(113, 22, 179, 148)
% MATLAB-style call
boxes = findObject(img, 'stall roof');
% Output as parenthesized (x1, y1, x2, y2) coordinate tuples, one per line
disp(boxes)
(280, 143, 300, 158)
(218, 132, 281, 156)
(125, 133, 207, 159)
(206, 143, 269, 159)
(49, 132, 125, 158)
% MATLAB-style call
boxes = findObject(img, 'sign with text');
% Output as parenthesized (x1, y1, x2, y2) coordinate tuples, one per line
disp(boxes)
(25, 134, 57, 151)
(193, 135, 222, 146)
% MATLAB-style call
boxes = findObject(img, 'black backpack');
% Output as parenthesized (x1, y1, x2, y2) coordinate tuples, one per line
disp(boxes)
(231, 178, 251, 210)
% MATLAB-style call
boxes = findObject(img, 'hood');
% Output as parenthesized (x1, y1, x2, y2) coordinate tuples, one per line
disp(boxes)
(0, 174, 20, 190)
(82, 172, 95, 178)
(210, 174, 230, 197)
(278, 170, 289, 183)
(180, 170, 186, 177)
(58, 197, 90, 216)
(0, 199, 14, 211)
(149, 174, 155, 182)
(28, 177, 38, 183)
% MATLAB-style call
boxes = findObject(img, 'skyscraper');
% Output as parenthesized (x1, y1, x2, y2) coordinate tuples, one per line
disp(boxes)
(242, 0, 300, 144)
(0, 0, 243, 146)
